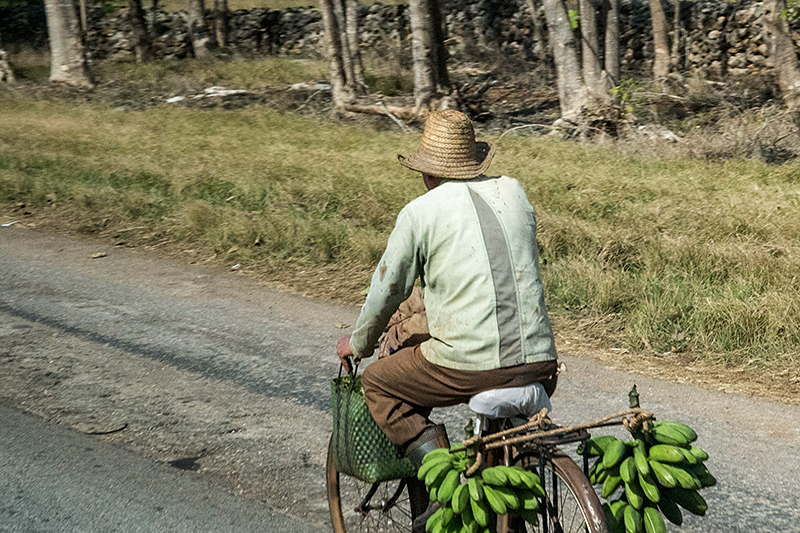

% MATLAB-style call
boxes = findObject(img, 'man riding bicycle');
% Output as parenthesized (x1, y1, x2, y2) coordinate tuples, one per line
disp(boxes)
(336, 109, 559, 532)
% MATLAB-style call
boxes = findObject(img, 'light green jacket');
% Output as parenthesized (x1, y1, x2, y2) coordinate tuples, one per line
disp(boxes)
(349, 175, 557, 371)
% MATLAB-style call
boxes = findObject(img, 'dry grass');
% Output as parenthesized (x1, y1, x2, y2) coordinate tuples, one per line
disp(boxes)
(1, 92, 799, 388)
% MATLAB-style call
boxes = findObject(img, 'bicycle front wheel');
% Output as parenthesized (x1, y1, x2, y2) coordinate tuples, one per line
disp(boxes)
(514, 449, 608, 533)
(326, 436, 425, 533)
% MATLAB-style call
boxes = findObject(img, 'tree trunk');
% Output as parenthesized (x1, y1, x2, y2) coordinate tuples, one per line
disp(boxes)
(526, 0, 546, 59)
(45, 0, 93, 86)
(603, 0, 620, 88)
(409, 0, 437, 111)
(542, 0, 585, 119)
(187, 0, 211, 58)
(128, 0, 154, 62)
(150, 0, 160, 41)
(649, 0, 670, 81)
(0, 29, 14, 83)
(79, 0, 87, 31)
(344, 0, 366, 94)
(580, 0, 606, 100)
(428, 0, 449, 91)
(671, 0, 680, 68)
(763, 0, 800, 125)
(319, 0, 354, 109)
(214, 0, 228, 47)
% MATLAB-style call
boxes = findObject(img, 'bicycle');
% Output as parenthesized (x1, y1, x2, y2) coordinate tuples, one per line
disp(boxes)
(326, 377, 624, 533)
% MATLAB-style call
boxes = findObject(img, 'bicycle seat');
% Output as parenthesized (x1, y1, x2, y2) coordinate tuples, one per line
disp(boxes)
(468, 382, 552, 421)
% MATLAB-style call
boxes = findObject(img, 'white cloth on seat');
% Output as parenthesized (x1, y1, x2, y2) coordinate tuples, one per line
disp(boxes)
(468, 382, 552, 419)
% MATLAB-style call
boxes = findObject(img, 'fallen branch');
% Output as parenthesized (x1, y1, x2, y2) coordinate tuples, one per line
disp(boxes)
(342, 103, 420, 122)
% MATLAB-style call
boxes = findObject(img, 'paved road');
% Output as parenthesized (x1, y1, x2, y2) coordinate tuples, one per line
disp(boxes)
(0, 405, 319, 533)
(1, 226, 799, 532)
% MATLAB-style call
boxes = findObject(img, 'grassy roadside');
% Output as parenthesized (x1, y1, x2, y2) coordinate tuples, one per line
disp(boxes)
(2, 96, 799, 398)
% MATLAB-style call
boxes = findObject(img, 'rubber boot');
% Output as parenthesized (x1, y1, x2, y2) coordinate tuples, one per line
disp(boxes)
(405, 424, 449, 533)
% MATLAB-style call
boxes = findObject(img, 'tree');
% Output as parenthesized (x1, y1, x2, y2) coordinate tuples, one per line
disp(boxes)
(580, 0, 606, 100)
(128, 0, 154, 62)
(215, 0, 228, 47)
(542, 0, 586, 119)
(0, 29, 15, 83)
(763, 0, 800, 125)
(604, 0, 620, 88)
(525, 0, 547, 60)
(409, 0, 449, 112)
(319, 0, 366, 110)
(649, 0, 671, 81)
(45, 0, 93, 86)
(187, 0, 211, 58)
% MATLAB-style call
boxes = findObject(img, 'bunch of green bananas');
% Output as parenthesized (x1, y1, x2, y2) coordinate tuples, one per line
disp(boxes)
(578, 421, 715, 533)
(418, 447, 545, 533)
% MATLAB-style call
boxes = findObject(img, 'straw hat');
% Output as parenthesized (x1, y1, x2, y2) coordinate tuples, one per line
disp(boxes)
(397, 109, 495, 180)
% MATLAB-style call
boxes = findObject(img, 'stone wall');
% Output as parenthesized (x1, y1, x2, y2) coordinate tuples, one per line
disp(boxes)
(2, 0, 799, 78)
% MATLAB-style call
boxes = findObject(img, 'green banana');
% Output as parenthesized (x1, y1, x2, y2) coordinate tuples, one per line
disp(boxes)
(503, 467, 523, 487)
(667, 488, 707, 516)
(461, 503, 479, 533)
(425, 507, 444, 533)
(620, 457, 637, 484)
(603, 503, 621, 533)
(602, 474, 624, 498)
(516, 468, 541, 487)
(609, 500, 628, 523)
(452, 482, 470, 514)
(642, 506, 667, 533)
(482, 485, 507, 515)
(493, 485, 521, 511)
(623, 503, 644, 533)
(688, 445, 709, 462)
(518, 490, 540, 511)
(654, 421, 697, 442)
(650, 425, 691, 447)
(603, 438, 629, 469)
(633, 440, 651, 477)
(657, 497, 683, 525)
(470, 497, 492, 527)
(437, 469, 461, 503)
(685, 464, 717, 487)
(417, 454, 451, 480)
(513, 508, 540, 527)
(578, 435, 619, 456)
(468, 477, 485, 502)
(442, 515, 462, 533)
(638, 471, 661, 504)
(625, 477, 646, 510)
(481, 467, 508, 487)
(661, 463, 701, 490)
(441, 506, 455, 527)
(648, 445, 686, 464)
(425, 460, 453, 488)
(679, 447, 698, 465)
(423, 448, 452, 464)
(648, 460, 677, 489)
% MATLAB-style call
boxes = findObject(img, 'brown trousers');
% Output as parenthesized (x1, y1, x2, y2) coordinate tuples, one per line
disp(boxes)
(361, 344, 558, 447)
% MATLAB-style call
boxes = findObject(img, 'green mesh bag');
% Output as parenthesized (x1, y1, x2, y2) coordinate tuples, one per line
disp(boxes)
(330, 374, 416, 483)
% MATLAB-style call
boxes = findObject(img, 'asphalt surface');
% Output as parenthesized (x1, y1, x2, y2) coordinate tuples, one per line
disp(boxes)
(0, 405, 319, 533)
(1, 225, 799, 532)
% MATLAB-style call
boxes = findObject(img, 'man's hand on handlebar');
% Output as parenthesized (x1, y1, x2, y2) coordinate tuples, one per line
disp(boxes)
(336, 334, 354, 374)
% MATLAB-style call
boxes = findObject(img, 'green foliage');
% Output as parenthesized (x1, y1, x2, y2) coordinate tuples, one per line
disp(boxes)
(610, 79, 642, 115)
(781, 0, 800, 22)
(568, 9, 580, 29)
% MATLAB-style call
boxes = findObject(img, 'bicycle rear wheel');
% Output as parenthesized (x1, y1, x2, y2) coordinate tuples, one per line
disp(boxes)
(326, 436, 426, 533)
(513, 449, 608, 533)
